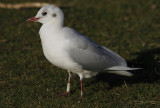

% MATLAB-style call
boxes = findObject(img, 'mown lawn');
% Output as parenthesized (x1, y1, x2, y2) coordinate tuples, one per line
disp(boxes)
(0, 0, 160, 107)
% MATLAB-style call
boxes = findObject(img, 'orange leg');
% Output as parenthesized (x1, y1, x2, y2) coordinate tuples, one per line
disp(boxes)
(66, 72, 72, 92)
(80, 79, 83, 98)
(54, 72, 72, 97)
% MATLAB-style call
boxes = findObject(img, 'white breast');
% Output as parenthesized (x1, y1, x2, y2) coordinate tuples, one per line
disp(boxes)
(39, 25, 82, 71)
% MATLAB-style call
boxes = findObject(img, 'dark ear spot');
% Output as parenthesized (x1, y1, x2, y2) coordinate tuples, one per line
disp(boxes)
(52, 13, 57, 17)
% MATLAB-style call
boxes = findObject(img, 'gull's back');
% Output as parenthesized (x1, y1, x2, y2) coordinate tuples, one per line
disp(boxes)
(62, 27, 127, 72)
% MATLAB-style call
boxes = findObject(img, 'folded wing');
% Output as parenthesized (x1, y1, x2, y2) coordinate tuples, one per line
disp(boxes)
(66, 28, 127, 72)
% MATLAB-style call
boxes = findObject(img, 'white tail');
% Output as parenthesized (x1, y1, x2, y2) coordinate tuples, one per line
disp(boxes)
(106, 66, 141, 71)
(107, 70, 133, 77)
(106, 66, 142, 77)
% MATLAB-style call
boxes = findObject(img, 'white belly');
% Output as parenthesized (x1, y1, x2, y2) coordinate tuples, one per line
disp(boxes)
(41, 39, 82, 72)
(39, 27, 83, 73)
(42, 42, 66, 68)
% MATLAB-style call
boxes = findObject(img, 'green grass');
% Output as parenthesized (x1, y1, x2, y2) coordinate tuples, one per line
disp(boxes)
(0, 0, 160, 107)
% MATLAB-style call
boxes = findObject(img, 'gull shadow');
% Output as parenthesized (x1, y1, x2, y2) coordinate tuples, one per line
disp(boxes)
(95, 47, 160, 89)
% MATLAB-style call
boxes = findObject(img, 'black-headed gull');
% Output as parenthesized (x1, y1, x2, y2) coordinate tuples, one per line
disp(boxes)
(27, 5, 139, 98)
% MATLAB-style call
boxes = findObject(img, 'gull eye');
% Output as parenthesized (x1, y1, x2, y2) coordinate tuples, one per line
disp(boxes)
(42, 12, 47, 16)
(52, 13, 57, 17)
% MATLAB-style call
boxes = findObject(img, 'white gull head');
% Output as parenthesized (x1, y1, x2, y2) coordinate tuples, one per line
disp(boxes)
(27, 5, 64, 26)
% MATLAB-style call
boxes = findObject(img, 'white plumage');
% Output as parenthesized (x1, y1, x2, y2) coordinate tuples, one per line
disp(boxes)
(27, 5, 139, 97)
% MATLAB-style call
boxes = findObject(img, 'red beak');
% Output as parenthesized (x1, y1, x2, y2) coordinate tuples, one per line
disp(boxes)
(26, 17, 40, 23)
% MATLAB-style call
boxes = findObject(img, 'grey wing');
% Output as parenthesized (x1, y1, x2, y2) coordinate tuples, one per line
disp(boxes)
(100, 46, 127, 66)
(68, 33, 127, 72)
